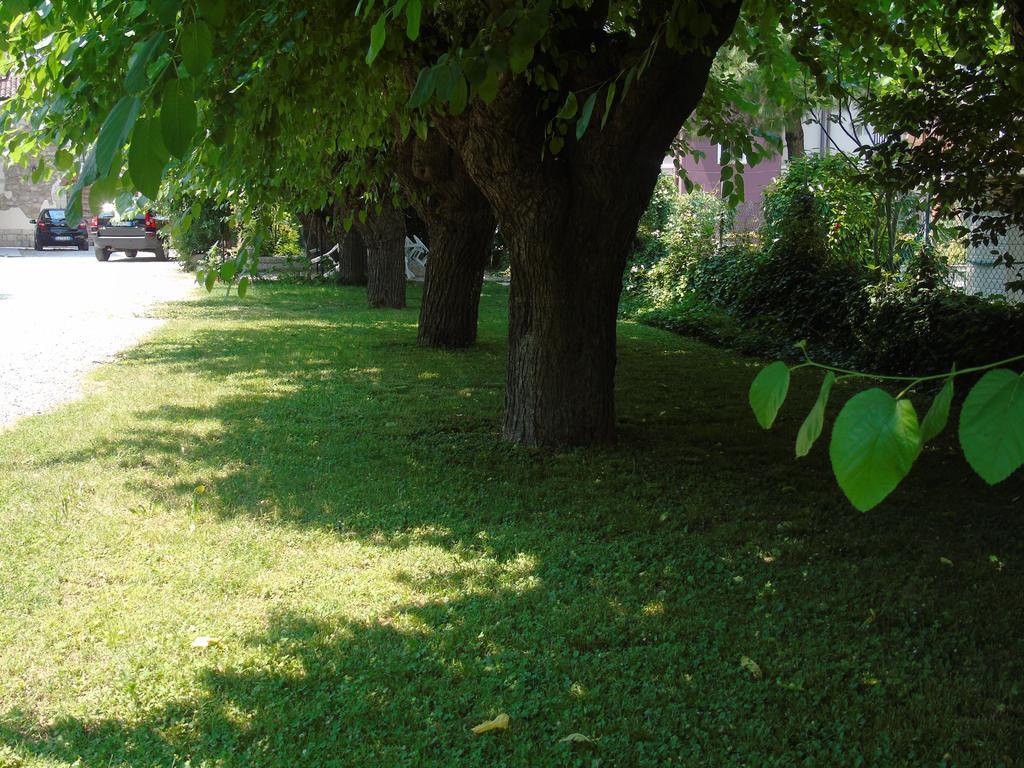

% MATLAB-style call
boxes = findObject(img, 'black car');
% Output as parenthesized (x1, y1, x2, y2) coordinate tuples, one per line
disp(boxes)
(30, 208, 88, 251)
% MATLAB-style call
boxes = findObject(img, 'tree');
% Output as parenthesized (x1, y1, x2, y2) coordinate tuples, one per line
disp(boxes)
(394, 133, 495, 348)
(8, 0, 1015, 451)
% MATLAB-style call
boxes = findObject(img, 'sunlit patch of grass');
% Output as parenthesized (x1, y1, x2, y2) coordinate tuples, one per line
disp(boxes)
(0, 281, 1022, 767)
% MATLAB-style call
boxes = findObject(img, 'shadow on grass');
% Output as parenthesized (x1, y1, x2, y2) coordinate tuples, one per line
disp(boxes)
(3, 282, 1024, 766)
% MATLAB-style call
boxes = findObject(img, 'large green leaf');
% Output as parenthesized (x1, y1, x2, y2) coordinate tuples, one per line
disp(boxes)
(796, 371, 835, 458)
(180, 22, 213, 76)
(449, 76, 468, 116)
(749, 361, 790, 429)
(576, 92, 597, 141)
(124, 33, 164, 93)
(366, 14, 386, 65)
(161, 79, 197, 159)
(920, 376, 955, 443)
(557, 92, 578, 120)
(96, 96, 141, 179)
(128, 116, 170, 200)
(407, 67, 435, 108)
(89, 172, 120, 213)
(829, 388, 921, 511)
(959, 369, 1024, 485)
(405, 0, 421, 40)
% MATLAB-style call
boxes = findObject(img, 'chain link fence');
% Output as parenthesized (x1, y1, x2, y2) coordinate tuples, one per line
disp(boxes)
(934, 216, 1024, 303)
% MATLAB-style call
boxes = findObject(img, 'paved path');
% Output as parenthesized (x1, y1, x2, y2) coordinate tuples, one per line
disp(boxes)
(0, 248, 195, 428)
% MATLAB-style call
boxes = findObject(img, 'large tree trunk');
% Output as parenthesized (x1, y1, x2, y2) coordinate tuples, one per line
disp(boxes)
(395, 133, 496, 348)
(356, 202, 406, 309)
(443, 5, 741, 445)
(298, 208, 332, 258)
(337, 228, 368, 285)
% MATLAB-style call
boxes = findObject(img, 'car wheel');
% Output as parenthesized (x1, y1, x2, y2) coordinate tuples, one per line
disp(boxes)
(155, 249, 169, 261)
(125, 249, 138, 258)
(77, 241, 88, 251)
(95, 247, 110, 262)
(33, 235, 43, 251)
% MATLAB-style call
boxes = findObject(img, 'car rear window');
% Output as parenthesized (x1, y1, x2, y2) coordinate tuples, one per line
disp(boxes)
(45, 209, 67, 223)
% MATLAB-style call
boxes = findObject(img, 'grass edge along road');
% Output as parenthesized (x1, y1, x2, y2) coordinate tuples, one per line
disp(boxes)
(1, 282, 1022, 767)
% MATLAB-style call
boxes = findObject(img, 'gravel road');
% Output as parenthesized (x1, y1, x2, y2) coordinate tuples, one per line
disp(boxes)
(0, 248, 195, 428)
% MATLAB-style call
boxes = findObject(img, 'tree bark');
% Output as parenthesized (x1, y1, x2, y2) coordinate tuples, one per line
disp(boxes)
(298, 208, 332, 258)
(785, 116, 805, 160)
(441, 5, 741, 445)
(356, 202, 406, 309)
(395, 133, 496, 348)
(337, 228, 368, 285)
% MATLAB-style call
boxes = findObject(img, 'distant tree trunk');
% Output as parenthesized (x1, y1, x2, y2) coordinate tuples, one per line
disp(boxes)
(785, 117, 805, 160)
(443, 4, 741, 445)
(395, 133, 495, 348)
(337, 228, 368, 285)
(298, 208, 331, 257)
(356, 202, 406, 309)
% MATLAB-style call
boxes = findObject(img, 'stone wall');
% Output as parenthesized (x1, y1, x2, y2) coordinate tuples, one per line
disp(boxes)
(0, 155, 67, 247)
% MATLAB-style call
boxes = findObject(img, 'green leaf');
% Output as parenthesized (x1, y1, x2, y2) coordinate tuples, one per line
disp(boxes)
(124, 33, 164, 93)
(128, 116, 169, 200)
(180, 21, 213, 76)
(367, 14, 386, 65)
(219, 261, 237, 282)
(198, 0, 226, 26)
(204, 269, 217, 292)
(449, 76, 468, 116)
(829, 389, 921, 511)
(549, 135, 564, 155)
(54, 148, 74, 172)
(959, 369, 1024, 485)
(161, 78, 197, 159)
(477, 67, 499, 104)
(796, 371, 835, 458)
(89, 173, 119, 214)
(920, 376, 954, 443)
(557, 91, 578, 120)
(96, 96, 141, 179)
(237, 275, 250, 298)
(601, 81, 616, 129)
(749, 361, 790, 429)
(405, 0, 421, 40)
(721, 179, 734, 200)
(407, 66, 435, 108)
(576, 92, 597, 141)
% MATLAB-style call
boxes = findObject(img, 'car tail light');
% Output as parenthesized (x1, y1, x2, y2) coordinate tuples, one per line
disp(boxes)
(78, 222, 86, 230)
(144, 211, 156, 230)
(91, 216, 98, 227)
(37, 220, 46, 230)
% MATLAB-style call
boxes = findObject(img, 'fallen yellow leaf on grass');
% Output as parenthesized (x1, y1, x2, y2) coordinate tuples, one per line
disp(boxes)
(191, 636, 221, 648)
(740, 656, 763, 679)
(471, 713, 509, 734)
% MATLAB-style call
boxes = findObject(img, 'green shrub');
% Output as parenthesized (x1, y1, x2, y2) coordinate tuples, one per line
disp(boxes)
(626, 177, 729, 308)
(625, 159, 1024, 378)
(852, 247, 1024, 374)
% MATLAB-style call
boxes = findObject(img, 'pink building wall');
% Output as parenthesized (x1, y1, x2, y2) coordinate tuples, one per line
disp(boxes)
(668, 138, 783, 230)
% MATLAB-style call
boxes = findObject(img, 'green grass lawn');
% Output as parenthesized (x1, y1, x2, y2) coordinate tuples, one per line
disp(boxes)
(1, 282, 1022, 768)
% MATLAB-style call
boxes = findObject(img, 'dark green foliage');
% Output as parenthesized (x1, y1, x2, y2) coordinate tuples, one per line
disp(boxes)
(164, 196, 231, 261)
(852, 250, 1024, 374)
(625, 160, 1024, 376)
